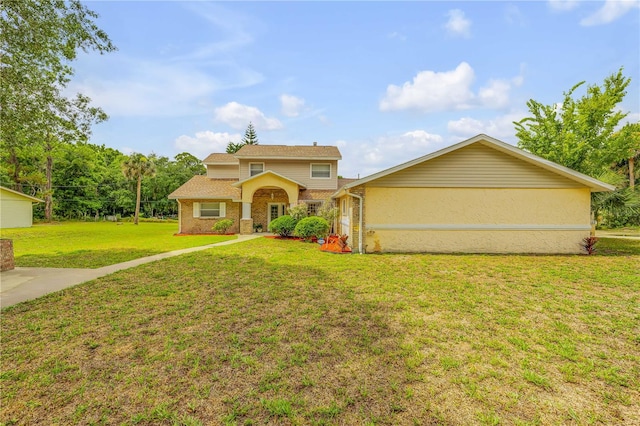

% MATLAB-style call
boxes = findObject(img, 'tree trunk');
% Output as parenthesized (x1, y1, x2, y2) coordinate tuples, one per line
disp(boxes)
(9, 148, 22, 192)
(629, 156, 635, 189)
(135, 174, 141, 225)
(45, 152, 53, 222)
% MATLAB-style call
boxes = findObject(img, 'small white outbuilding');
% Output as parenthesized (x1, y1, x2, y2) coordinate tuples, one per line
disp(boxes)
(0, 186, 43, 229)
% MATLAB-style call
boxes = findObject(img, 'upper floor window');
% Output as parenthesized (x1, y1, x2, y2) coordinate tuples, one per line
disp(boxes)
(311, 163, 331, 179)
(249, 163, 264, 176)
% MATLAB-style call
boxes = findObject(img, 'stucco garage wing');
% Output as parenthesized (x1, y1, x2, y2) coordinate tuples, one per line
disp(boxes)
(363, 187, 593, 254)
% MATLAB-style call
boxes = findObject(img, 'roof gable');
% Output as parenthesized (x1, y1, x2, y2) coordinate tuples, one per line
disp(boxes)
(341, 134, 614, 192)
(231, 170, 307, 189)
(0, 186, 44, 202)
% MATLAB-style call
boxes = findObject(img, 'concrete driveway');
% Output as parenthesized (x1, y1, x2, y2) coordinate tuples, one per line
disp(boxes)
(0, 234, 262, 308)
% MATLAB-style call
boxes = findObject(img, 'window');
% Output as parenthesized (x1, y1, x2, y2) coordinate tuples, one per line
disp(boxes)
(249, 163, 264, 176)
(194, 202, 226, 218)
(341, 199, 347, 216)
(307, 202, 322, 216)
(311, 163, 331, 178)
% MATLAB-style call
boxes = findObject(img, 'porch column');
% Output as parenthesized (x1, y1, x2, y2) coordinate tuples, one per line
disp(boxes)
(240, 202, 253, 235)
(242, 202, 252, 219)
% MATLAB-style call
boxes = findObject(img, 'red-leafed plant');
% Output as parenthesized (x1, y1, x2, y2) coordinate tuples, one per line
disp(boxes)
(581, 236, 598, 255)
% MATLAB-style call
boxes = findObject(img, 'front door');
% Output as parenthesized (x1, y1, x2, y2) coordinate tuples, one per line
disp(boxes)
(268, 203, 287, 225)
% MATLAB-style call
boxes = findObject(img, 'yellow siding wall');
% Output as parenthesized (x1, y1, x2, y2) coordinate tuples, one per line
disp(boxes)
(370, 143, 583, 188)
(364, 187, 592, 254)
(240, 174, 299, 204)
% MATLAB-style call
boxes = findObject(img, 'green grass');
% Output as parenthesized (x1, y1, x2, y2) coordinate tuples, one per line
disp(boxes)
(0, 222, 236, 268)
(1, 237, 639, 425)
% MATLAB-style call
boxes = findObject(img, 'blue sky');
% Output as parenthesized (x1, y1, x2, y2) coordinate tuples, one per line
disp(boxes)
(73, 0, 640, 178)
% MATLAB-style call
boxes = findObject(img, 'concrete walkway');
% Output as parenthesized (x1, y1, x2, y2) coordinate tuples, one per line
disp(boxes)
(0, 234, 263, 309)
(595, 230, 640, 240)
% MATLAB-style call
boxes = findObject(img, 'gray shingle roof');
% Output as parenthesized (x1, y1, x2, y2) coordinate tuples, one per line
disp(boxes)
(202, 153, 239, 164)
(234, 144, 341, 159)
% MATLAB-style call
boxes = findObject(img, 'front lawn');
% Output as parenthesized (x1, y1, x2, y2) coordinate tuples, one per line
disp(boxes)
(0, 222, 236, 268)
(1, 237, 638, 425)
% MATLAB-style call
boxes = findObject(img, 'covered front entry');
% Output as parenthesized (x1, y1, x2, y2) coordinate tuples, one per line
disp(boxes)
(232, 171, 306, 234)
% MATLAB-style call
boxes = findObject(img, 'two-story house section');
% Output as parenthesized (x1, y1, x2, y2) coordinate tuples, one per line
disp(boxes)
(168, 142, 346, 235)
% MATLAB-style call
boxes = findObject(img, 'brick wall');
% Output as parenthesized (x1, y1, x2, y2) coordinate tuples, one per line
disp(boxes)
(180, 200, 241, 234)
(1, 239, 15, 271)
(251, 188, 289, 230)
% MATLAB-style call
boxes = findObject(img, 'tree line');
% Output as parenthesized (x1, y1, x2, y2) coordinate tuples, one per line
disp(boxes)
(0, 142, 205, 221)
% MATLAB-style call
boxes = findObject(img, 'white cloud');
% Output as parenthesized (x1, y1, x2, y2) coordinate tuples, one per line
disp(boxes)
(478, 79, 512, 109)
(505, 4, 526, 26)
(174, 130, 241, 160)
(379, 62, 522, 113)
(69, 59, 223, 117)
(387, 31, 407, 41)
(447, 111, 528, 143)
(336, 131, 444, 178)
(280, 94, 306, 117)
(547, 0, 581, 12)
(67, 2, 264, 118)
(444, 9, 472, 38)
(580, 0, 639, 26)
(623, 111, 640, 124)
(214, 102, 283, 130)
(380, 62, 475, 112)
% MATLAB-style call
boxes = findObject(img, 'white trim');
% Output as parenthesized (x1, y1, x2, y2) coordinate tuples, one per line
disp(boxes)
(267, 203, 287, 224)
(231, 170, 307, 189)
(310, 163, 331, 179)
(366, 224, 591, 231)
(0, 186, 44, 203)
(195, 201, 226, 218)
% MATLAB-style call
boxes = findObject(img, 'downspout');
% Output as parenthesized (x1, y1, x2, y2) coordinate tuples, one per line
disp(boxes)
(346, 190, 364, 254)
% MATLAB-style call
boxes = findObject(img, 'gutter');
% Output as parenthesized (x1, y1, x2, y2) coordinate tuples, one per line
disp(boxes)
(345, 190, 364, 254)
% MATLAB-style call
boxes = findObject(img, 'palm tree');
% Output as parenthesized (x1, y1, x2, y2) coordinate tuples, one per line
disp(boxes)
(121, 153, 156, 225)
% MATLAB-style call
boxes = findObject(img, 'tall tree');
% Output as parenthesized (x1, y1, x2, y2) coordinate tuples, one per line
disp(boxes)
(514, 68, 639, 226)
(0, 0, 115, 219)
(241, 122, 259, 146)
(122, 153, 156, 225)
(608, 122, 640, 189)
(226, 122, 259, 153)
(514, 68, 631, 177)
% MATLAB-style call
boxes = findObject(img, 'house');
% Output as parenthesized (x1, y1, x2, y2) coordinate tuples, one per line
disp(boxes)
(0, 186, 43, 229)
(169, 143, 354, 235)
(332, 134, 614, 254)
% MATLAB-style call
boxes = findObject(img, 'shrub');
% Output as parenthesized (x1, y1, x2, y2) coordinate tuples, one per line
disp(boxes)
(317, 199, 339, 233)
(212, 219, 234, 234)
(287, 203, 309, 222)
(268, 215, 297, 237)
(294, 216, 330, 241)
(581, 236, 598, 255)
